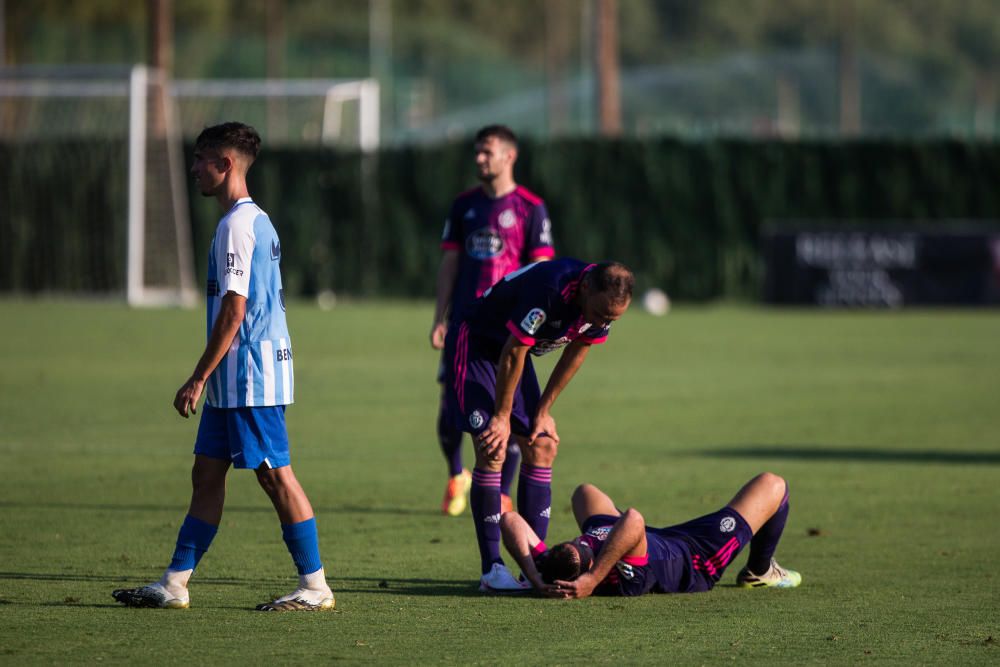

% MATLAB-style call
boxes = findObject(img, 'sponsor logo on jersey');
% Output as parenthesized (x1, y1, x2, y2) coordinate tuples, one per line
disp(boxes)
(225, 252, 244, 276)
(540, 218, 553, 245)
(616, 561, 637, 580)
(530, 337, 570, 356)
(588, 525, 611, 540)
(484, 513, 502, 524)
(498, 209, 516, 229)
(469, 410, 486, 430)
(466, 229, 504, 259)
(271, 240, 281, 261)
(720, 516, 736, 533)
(521, 308, 547, 334)
(540, 506, 551, 519)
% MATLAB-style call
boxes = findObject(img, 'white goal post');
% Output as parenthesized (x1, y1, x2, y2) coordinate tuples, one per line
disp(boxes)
(0, 66, 379, 306)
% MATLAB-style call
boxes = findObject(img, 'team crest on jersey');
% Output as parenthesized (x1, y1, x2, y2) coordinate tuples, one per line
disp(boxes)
(521, 308, 547, 334)
(720, 516, 736, 533)
(498, 209, 516, 229)
(466, 229, 504, 259)
(469, 410, 486, 430)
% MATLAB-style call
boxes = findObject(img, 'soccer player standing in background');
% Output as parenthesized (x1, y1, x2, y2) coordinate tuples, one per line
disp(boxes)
(430, 125, 555, 517)
(113, 122, 335, 612)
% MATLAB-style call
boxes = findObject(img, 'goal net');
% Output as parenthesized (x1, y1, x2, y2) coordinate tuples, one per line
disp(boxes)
(0, 64, 197, 306)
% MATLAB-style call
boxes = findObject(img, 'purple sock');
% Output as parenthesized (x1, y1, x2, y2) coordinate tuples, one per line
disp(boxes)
(437, 410, 464, 477)
(500, 442, 521, 497)
(470, 469, 503, 574)
(747, 485, 790, 574)
(517, 464, 552, 541)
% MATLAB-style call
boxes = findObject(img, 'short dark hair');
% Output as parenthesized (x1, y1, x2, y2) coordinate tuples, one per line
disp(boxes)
(586, 262, 634, 304)
(195, 122, 261, 161)
(475, 124, 518, 148)
(536, 542, 585, 584)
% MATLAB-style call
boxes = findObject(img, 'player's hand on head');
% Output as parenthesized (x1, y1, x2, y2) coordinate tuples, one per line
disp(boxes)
(550, 574, 595, 599)
(429, 322, 447, 350)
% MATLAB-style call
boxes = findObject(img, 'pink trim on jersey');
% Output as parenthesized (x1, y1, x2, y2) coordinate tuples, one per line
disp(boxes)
(621, 553, 649, 566)
(441, 240, 461, 251)
(560, 264, 597, 303)
(506, 320, 536, 346)
(454, 322, 470, 412)
(585, 335, 608, 345)
(531, 541, 548, 557)
(515, 185, 543, 205)
(529, 247, 556, 260)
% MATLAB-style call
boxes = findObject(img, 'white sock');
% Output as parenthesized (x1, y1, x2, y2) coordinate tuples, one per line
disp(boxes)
(300, 567, 330, 593)
(159, 568, 193, 595)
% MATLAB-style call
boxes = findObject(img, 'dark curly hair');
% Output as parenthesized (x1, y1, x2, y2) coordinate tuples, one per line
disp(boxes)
(536, 542, 587, 584)
(195, 122, 261, 161)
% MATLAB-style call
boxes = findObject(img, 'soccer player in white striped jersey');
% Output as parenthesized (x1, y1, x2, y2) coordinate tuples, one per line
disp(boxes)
(112, 122, 334, 612)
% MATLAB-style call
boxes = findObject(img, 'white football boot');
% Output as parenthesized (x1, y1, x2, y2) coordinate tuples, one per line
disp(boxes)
(478, 563, 531, 593)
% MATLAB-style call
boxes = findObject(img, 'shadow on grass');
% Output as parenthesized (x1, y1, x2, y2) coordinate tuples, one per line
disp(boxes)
(0, 502, 439, 516)
(695, 445, 1000, 465)
(0, 572, 483, 599)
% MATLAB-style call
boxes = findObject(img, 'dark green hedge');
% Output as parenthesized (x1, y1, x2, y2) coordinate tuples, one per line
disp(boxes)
(4, 138, 998, 299)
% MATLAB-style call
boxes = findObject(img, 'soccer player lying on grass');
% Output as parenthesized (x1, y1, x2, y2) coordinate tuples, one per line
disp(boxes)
(501, 472, 801, 598)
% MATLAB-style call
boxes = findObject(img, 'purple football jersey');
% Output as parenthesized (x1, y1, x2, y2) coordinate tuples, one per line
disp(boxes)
(441, 185, 554, 323)
(460, 258, 612, 360)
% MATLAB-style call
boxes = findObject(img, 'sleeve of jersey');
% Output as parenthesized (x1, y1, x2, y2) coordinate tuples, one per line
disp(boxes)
(440, 203, 462, 251)
(505, 293, 553, 346)
(217, 217, 255, 298)
(526, 203, 555, 260)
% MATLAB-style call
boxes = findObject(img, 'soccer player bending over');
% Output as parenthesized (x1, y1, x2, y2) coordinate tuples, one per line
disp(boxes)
(113, 122, 335, 612)
(443, 259, 633, 591)
(501, 472, 801, 598)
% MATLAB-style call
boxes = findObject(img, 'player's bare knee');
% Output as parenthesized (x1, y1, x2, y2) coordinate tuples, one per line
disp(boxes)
(572, 484, 596, 504)
(526, 436, 558, 466)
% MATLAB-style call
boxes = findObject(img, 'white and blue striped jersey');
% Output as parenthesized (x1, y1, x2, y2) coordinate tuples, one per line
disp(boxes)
(205, 197, 294, 408)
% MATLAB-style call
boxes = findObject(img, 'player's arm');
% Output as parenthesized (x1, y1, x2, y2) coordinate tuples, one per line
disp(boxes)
(430, 249, 460, 350)
(478, 334, 532, 457)
(500, 511, 554, 592)
(529, 338, 592, 445)
(173, 291, 246, 418)
(549, 508, 647, 600)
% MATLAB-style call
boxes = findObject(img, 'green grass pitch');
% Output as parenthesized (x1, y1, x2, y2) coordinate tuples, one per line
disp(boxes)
(1, 300, 998, 664)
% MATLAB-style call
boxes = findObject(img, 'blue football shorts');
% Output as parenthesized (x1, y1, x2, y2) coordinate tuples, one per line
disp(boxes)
(194, 404, 290, 470)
